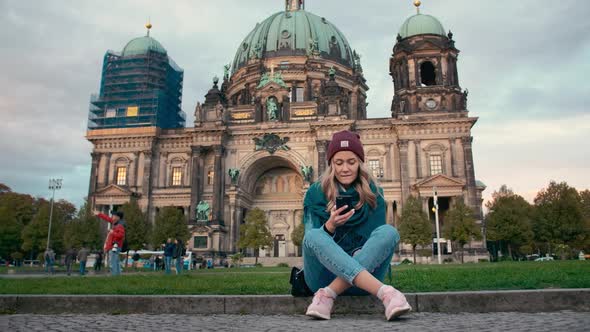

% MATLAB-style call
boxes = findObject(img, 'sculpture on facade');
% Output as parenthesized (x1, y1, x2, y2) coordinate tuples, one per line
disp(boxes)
(257, 72, 270, 89)
(272, 71, 287, 88)
(223, 64, 231, 80)
(228, 168, 240, 185)
(266, 98, 278, 121)
(301, 165, 313, 183)
(461, 89, 469, 110)
(194, 102, 203, 123)
(253, 133, 290, 154)
(308, 37, 320, 56)
(196, 200, 210, 221)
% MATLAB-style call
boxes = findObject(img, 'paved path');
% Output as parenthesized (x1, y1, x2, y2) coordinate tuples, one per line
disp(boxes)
(2, 312, 588, 331)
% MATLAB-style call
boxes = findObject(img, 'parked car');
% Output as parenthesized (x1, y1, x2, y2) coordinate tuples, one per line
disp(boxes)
(534, 256, 554, 262)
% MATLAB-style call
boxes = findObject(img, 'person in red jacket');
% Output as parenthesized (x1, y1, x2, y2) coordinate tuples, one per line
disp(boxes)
(97, 211, 126, 276)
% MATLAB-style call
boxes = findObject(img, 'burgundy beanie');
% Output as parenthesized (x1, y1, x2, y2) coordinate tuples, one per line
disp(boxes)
(326, 130, 365, 163)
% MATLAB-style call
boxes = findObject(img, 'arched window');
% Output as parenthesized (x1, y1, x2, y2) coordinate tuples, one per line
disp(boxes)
(420, 61, 436, 86)
(114, 157, 130, 186)
(424, 143, 447, 176)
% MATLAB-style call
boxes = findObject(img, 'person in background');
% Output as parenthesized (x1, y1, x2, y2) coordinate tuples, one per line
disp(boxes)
(173, 238, 185, 275)
(94, 251, 103, 273)
(77, 247, 89, 276)
(64, 247, 76, 276)
(44, 248, 55, 275)
(164, 238, 175, 275)
(96, 211, 126, 276)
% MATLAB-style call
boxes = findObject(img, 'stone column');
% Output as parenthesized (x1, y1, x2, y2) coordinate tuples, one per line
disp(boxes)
(88, 152, 100, 198)
(449, 138, 457, 177)
(159, 152, 168, 188)
(385, 143, 393, 181)
(455, 137, 465, 177)
(316, 140, 328, 175)
(414, 140, 422, 179)
(462, 137, 481, 219)
(189, 146, 203, 220)
(393, 141, 400, 181)
(102, 153, 111, 186)
(422, 197, 430, 216)
(134, 152, 141, 187)
(387, 200, 395, 226)
(408, 140, 416, 180)
(398, 140, 410, 203)
(141, 150, 155, 222)
(212, 146, 224, 224)
(233, 207, 244, 252)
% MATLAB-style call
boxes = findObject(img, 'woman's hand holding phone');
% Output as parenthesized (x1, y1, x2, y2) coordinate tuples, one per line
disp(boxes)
(325, 203, 355, 234)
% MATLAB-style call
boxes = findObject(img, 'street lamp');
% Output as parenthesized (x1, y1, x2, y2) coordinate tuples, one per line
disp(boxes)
(46, 178, 62, 251)
(433, 186, 442, 265)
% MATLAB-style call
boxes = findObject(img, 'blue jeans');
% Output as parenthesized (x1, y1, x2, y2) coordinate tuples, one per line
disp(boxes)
(303, 224, 399, 295)
(175, 258, 183, 275)
(45, 261, 54, 274)
(165, 256, 172, 275)
(79, 261, 86, 275)
(109, 248, 121, 276)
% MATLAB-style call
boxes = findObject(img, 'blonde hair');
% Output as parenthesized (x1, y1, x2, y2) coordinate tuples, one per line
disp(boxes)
(320, 156, 379, 212)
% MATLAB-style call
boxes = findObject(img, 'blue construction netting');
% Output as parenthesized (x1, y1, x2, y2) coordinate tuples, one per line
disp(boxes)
(88, 50, 185, 129)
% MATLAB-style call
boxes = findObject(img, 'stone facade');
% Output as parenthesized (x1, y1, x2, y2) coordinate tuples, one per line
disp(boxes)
(86, 2, 486, 262)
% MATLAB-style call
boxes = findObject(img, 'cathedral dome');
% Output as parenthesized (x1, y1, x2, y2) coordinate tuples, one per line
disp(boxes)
(398, 13, 446, 39)
(122, 36, 167, 57)
(232, 9, 354, 72)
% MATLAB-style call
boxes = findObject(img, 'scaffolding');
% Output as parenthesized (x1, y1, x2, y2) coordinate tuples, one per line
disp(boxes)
(88, 50, 185, 129)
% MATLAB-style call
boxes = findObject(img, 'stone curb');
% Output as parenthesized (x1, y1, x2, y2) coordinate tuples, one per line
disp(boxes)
(1, 289, 588, 315)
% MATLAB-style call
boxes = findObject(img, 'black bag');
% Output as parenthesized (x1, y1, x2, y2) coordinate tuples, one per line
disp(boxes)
(289, 267, 313, 297)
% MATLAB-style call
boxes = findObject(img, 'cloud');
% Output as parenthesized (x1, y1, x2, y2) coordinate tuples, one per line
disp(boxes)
(0, 0, 589, 210)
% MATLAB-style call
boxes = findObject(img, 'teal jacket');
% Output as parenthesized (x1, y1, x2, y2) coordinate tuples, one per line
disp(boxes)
(303, 181, 386, 255)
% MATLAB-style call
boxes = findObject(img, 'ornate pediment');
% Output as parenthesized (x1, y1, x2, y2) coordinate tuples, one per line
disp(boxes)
(414, 174, 465, 197)
(257, 81, 290, 93)
(415, 174, 465, 188)
(94, 184, 135, 198)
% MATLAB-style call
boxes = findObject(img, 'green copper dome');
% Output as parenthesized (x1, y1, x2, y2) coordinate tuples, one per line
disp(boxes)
(122, 36, 167, 57)
(232, 9, 354, 72)
(399, 13, 446, 39)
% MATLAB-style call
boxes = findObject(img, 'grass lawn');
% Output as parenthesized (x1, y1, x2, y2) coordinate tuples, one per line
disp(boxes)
(0, 261, 588, 295)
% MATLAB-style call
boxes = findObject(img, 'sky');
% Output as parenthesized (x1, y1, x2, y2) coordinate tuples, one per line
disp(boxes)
(0, 0, 589, 211)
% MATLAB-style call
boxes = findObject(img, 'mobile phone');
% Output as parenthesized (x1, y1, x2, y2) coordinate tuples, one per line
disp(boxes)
(336, 195, 353, 215)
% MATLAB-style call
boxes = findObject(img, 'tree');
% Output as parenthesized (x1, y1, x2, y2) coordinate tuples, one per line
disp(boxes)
(0, 183, 12, 194)
(486, 188, 534, 259)
(291, 221, 305, 248)
(21, 199, 74, 258)
(443, 198, 482, 263)
(578, 190, 590, 252)
(238, 208, 273, 265)
(0, 206, 23, 259)
(0, 191, 36, 226)
(121, 200, 150, 251)
(398, 196, 432, 263)
(533, 181, 585, 257)
(63, 201, 101, 250)
(484, 184, 514, 211)
(151, 207, 190, 248)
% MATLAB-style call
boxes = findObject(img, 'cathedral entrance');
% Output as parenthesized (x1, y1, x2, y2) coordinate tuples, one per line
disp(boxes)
(238, 154, 305, 258)
(428, 196, 452, 255)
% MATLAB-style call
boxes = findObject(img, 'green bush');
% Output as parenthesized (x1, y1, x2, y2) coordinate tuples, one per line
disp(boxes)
(254, 263, 263, 267)
(400, 258, 413, 265)
(276, 263, 289, 268)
